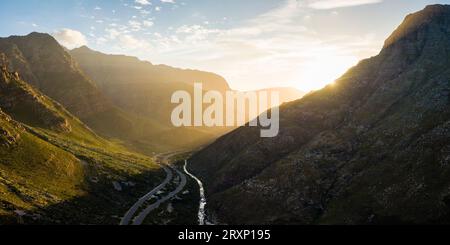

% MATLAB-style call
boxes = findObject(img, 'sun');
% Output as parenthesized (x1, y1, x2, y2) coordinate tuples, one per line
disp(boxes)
(293, 53, 359, 92)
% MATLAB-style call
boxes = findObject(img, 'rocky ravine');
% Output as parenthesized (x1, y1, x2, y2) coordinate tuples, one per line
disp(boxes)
(189, 5, 450, 224)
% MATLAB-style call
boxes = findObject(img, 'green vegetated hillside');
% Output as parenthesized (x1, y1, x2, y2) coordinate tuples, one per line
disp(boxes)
(189, 5, 450, 224)
(0, 57, 163, 224)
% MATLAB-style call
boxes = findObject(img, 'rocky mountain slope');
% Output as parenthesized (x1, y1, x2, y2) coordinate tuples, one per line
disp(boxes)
(0, 106, 83, 224)
(0, 33, 109, 118)
(0, 54, 70, 132)
(0, 33, 225, 153)
(0, 33, 149, 145)
(0, 55, 163, 224)
(189, 5, 450, 224)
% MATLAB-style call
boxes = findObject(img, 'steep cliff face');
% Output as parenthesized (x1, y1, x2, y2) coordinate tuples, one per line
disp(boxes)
(189, 5, 450, 224)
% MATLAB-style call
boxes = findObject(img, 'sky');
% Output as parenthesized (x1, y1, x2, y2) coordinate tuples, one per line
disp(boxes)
(1, 0, 450, 92)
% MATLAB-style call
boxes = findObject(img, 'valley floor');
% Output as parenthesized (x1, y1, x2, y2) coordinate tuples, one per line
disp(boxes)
(121, 152, 202, 226)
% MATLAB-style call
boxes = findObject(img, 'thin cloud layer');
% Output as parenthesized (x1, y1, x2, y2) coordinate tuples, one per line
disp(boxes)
(124, 0, 377, 91)
(306, 0, 383, 9)
(50, 0, 400, 91)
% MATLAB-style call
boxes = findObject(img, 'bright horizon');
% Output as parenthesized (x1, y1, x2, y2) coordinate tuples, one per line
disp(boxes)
(1, 0, 450, 92)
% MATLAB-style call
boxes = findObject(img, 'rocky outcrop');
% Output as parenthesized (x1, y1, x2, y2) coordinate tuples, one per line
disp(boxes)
(0, 109, 22, 148)
(189, 5, 450, 224)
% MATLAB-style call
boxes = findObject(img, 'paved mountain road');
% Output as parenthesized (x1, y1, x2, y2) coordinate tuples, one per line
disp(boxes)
(132, 166, 187, 225)
(119, 152, 179, 225)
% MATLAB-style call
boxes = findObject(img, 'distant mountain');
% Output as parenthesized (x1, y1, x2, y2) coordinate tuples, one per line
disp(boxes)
(0, 33, 225, 153)
(0, 33, 147, 146)
(71, 45, 230, 91)
(70, 46, 239, 152)
(189, 5, 450, 224)
(70, 46, 304, 151)
(0, 32, 109, 118)
(70, 46, 229, 122)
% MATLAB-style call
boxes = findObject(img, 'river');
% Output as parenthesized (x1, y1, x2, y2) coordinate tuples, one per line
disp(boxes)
(183, 160, 208, 225)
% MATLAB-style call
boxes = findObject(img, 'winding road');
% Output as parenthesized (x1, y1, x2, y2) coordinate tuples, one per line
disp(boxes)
(120, 152, 188, 225)
(119, 164, 172, 225)
(132, 167, 187, 225)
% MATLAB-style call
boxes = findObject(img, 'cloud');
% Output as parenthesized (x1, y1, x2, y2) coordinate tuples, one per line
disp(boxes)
(136, 0, 380, 91)
(175, 25, 221, 42)
(161, 0, 175, 3)
(91, 0, 380, 91)
(306, 0, 383, 9)
(128, 20, 142, 31)
(135, 0, 151, 5)
(118, 34, 151, 50)
(105, 28, 121, 39)
(52, 28, 87, 49)
(143, 20, 154, 27)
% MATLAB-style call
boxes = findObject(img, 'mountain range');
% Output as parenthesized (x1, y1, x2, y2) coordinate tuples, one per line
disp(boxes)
(0, 29, 303, 224)
(1, 3, 448, 225)
(70, 46, 305, 152)
(0, 33, 304, 154)
(0, 54, 165, 224)
(188, 4, 450, 224)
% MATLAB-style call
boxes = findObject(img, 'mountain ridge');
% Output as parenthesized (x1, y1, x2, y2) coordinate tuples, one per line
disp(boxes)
(0, 32, 212, 153)
(188, 4, 450, 224)
(0, 59, 164, 224)
(0, 32, 109, 117)
(70, 45, 305, 152)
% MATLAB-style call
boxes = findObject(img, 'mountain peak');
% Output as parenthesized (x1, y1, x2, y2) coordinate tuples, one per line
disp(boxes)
(26, 31, 51, 37)
(383, 4, 450, 49)
(72, 45, 94, 53)
(22, 32, 57, 42)
(422, 4, 450, 13)
(4, 32, 62, 54)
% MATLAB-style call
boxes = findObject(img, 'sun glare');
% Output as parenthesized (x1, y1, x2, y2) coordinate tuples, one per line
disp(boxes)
(294, 53, 358, 92)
